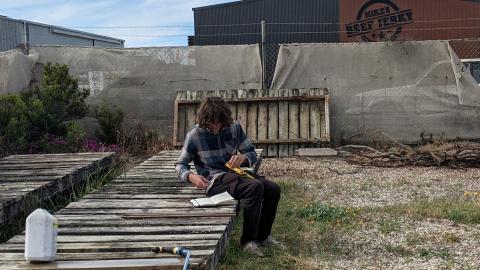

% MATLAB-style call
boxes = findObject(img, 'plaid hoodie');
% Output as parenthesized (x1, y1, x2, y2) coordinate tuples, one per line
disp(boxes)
(175, 121, 257, 190)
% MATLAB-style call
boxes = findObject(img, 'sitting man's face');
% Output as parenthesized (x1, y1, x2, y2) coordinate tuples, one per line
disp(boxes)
(207, 121, 223, 135)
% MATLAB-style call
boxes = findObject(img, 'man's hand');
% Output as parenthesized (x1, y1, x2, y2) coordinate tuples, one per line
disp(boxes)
(227, 154, 247, 168)
(188, 173, 209, 189)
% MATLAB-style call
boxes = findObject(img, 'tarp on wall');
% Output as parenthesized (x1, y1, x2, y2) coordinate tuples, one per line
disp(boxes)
(0, 45, 262, 137)
(271, 40, 480, 144)
(0, 49, 39, 94)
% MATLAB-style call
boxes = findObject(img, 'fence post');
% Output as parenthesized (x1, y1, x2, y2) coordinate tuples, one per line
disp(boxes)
(261, 20, 266, 90)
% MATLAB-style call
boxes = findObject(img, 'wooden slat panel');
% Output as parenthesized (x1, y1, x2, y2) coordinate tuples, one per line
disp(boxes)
(174, 89, 330, 156)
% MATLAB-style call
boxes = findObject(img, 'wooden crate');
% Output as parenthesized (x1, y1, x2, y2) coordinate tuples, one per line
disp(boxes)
(173, 89, 330, 157)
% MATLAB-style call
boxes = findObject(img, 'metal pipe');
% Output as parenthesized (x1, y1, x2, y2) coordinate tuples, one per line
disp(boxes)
(152, 246, 190, 270)
(261, 20, 266, 89)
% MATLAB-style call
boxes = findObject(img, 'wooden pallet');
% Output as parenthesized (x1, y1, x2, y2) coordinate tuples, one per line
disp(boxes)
(0, 151, 237, 270)
(0, 152, 116, 227)
(173, 89, 330, 157)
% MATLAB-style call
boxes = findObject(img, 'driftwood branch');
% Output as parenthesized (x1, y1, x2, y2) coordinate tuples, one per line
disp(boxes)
(338, 141, 480, 169)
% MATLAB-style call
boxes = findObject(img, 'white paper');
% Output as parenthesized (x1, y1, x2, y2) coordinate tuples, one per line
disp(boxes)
(190, 191, 234, 207)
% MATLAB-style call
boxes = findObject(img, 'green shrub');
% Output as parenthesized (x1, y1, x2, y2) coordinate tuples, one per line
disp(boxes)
(21, 62, 89, 138)
(65, 121, 86, 152)
(0, 63, 89, 156)
(0, 94, 31, 155)
(94, 103, 124, 145)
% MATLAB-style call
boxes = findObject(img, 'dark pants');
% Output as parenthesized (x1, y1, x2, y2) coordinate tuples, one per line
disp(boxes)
(207, 172, 281, 245)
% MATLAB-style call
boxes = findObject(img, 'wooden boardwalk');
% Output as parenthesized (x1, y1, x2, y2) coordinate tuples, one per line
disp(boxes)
(0, 152, 115, 227)
(0, 150, 237, 270)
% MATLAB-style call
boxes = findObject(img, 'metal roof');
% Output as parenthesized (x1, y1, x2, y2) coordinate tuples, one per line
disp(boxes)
(193, 0, 259, 11)
(0, 15, 124, 44)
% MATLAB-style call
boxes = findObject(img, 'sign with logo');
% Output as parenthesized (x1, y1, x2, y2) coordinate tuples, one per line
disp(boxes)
(344, 0, 413, 42)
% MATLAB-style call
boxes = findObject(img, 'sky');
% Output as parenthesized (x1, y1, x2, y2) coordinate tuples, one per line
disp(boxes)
(0, 0, 237, 47)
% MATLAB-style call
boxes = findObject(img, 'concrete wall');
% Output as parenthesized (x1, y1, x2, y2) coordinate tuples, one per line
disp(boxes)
(0, 45, 262, 139)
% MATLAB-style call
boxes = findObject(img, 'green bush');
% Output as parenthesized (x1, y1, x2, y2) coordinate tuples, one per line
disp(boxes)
(0, 94, 31, 155)
(21, 63, 89, 138)
(0, 63, 89, 156)
(65, 121, 86, 152)
(94, 103, 124, 145)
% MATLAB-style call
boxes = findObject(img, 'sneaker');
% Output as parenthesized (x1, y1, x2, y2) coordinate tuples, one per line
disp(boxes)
(242, 241, 264, 257)
(259, 236, 287, 250)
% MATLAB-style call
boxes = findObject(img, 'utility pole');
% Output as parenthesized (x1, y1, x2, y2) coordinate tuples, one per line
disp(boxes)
(23, 21, 29, 55)
(261, 20, 266, 90)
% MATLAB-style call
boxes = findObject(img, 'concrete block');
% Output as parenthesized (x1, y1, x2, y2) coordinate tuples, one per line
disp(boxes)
(295, 148, 338, 157)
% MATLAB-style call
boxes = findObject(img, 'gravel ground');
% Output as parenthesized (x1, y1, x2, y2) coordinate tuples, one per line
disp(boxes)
(260, 157, 480, 208)
(260, 157, 480, 269)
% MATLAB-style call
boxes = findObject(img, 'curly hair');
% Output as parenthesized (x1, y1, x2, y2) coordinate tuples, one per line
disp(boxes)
(196, 96, 233, 129)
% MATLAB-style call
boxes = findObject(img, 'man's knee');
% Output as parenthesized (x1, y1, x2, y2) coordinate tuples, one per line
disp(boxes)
(250, 179, 264, 195)
(270, 181, 281, 199)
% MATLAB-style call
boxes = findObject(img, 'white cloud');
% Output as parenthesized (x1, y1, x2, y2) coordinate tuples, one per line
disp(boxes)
(0, 0, 237, 47)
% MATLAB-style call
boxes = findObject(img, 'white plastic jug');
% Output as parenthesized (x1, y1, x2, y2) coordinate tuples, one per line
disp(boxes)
(24, 209, 58, 262)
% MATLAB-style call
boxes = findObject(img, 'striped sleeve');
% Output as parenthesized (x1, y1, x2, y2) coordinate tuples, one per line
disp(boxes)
(175, 131, 196, 182)
(235, 122, 257, 166)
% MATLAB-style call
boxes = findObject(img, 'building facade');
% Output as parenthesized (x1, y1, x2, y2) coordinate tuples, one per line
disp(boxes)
(0, 15, 124, 52)
(190, 0, 480, 86)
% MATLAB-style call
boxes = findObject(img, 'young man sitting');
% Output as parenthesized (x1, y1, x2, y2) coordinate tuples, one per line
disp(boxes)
(175, 96, 283, 256)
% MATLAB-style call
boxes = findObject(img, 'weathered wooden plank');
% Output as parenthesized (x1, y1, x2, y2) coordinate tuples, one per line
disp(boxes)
(299, 88, 311, 143)
(288, 89, 300, 156)
(177, 95, 328, 104)
(96, 188, 203, 195)
(0, 176, 64, 183)
(0, 170, 76, 177)
(54, 225, 226, 235)
(323, 90, 331, 142)
(0, 153, 115, 226)
(254, 89, 266, 155)
(0, 251, 211, 261)
(246, 89, 258, 140)
(8, 233, 224, 245)
(67, 199, 236, 209)
(278, 89, 289, 157)
(55, 218, 231, 227)
(266, 89, 278, 157)
(56, 208, 236, 216)
(0, 241, 218, 253)
(0, 163, 93, 170)
(237, 89, 248, 130)
(310, 88, 322, 142)
(0, 258, 185, 270)
(83, 194, 197, 200)
(227, 89, 238, 121)
(185, 90, 197, 135)
(2, 152, 110, 161)
(175, 91, 187, 145)
(1, 150, 235, 270)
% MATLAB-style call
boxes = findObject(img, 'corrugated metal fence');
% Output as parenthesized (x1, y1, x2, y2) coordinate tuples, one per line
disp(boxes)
(0, 17, 22, 52)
